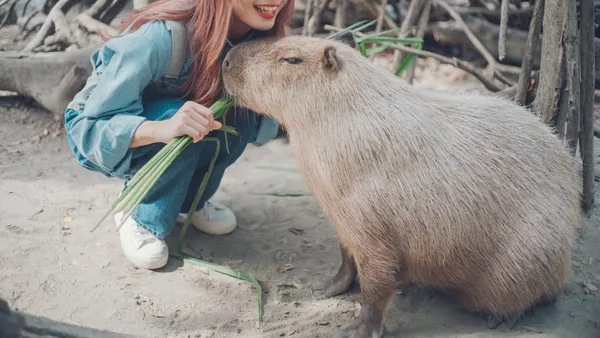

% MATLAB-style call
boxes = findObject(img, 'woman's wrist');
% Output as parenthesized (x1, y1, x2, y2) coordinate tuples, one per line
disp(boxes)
(129, 120, 162, 148)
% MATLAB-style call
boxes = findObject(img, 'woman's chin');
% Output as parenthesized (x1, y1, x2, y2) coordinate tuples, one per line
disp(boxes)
(249, 20, 276, 31)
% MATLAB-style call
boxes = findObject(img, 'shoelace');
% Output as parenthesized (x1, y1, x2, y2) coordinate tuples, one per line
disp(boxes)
(131, 226, 159, 248)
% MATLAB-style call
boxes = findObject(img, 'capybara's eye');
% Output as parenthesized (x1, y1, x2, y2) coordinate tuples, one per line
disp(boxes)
(279, 58, 303, 65)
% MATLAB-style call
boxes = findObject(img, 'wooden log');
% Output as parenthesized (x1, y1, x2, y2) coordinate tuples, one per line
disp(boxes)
(0, 46, 97, 120)
(0, 298, 134, 337)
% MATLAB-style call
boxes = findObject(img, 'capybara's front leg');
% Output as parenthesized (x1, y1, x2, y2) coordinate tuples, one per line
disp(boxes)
(334, 253, 398, 338)
(320, 242, 357, 298)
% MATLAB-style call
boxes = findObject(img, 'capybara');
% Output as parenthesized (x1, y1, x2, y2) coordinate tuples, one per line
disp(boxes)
(221, 32, 581, 338)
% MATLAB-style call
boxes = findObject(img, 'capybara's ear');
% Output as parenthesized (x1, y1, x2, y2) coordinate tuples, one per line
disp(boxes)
(332, 30, 357, 49)
(323, 46, 340, 71)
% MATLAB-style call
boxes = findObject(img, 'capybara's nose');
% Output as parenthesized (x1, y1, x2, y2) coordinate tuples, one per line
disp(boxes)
(222, 58, 231, 72)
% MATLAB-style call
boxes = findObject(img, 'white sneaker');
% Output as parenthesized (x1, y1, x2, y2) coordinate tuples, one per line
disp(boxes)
(177, 200, 237, 235)
(115, 212, 169, 270)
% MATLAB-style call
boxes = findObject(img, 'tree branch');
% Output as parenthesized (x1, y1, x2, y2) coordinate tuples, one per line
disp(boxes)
(356, 0, 398, 29)
(324, 24, 502, 92)
(580, 0, 596, 212)
(434, 0, 497, 67)
(405, 0, 432, 83)
(307, 0, 331, 35)
(333, 0, 348, 28)
(562, 0, 580, 154)
(515, 0, 544, 105)
(391, 0, 427, 71)
(498, 0, 509, 60)
(533, 0, 566, 126)
(369, 0, 389, 61)
(302, 0, 313, 35)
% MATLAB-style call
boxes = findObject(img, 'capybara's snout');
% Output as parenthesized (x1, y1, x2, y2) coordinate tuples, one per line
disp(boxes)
(221, 46, 242, 95)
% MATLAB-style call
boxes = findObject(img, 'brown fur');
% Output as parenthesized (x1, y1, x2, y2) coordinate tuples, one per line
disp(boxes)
(221, 34, 581, 338)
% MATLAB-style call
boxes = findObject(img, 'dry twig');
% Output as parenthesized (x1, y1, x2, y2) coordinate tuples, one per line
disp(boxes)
(391, 0, 427, 71)
(498, 0, 509, 60)
(515, 0, 544, 105)
(434, 0, 521, 77)
(369, 0, 389, 61)
(325, 24, 502, 91)
(392, 44, 503, 91)
(405, 0, 432, 83)
(302, 0, 313, 35)
(435, 0, 497, 66)
(356, 0, 398, 29)
(307, 0, 331, 35)
(334, 0, 348, 28)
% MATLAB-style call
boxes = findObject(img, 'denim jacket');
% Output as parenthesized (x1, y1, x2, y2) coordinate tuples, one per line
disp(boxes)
(64, 20, 279, 178)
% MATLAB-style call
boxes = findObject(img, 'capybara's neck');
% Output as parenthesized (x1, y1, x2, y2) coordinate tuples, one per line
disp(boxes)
(278, 61, 427, 140)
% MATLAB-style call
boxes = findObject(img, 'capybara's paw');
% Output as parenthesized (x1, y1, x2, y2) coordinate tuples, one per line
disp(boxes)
(333, 317, 384, 338)
(487, 314, 521, 330)
(315, 273, 356, 299)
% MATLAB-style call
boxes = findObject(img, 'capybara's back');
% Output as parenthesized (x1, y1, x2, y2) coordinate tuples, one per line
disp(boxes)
(383, 91, 579, 316)
(222, 34, 581, 337)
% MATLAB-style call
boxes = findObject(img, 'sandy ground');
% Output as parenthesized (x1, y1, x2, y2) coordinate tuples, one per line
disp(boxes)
(1, 29, 600, 337)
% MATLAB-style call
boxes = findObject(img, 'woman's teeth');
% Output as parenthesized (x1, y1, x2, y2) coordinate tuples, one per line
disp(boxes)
(255, 5, 277, 14)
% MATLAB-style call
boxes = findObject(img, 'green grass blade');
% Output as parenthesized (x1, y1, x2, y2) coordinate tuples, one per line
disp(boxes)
(357, 27, 402, 40)
(219, 125, 238, 135)
(365, 44, 391, 56)
(263, 191, 312, 197)
(115, 138, 191, 230)
(255, 165, 300, 173)
(349, 19, 377, 34)
(394, 42, 423, 77)
(358, 42, 368, 57)
(172, 137, 265, 324)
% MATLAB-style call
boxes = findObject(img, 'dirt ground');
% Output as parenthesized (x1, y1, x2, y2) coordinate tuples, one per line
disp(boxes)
(1, 30, 600, 338)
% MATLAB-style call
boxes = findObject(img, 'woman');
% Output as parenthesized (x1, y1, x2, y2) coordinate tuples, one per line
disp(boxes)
(64, 0, 295, 270)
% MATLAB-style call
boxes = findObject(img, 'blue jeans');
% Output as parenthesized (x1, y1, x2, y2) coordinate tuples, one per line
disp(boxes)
(128, 96, 258, 238)
(68, 94, 258, 239)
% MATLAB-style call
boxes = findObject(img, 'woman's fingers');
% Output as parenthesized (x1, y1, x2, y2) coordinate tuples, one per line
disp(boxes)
(212, 120, 223, 130)
(182, 101, 214, 122)
(179, 123, 206, 143)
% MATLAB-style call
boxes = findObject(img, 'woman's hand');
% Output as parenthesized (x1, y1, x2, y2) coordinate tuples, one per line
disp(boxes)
(130, 101, 223, 148)
(157, 101, 223, 143)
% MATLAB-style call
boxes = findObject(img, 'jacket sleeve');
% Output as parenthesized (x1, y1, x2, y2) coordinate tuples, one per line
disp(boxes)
(67, 21, 173, 175)
(253, 115, 280, 147)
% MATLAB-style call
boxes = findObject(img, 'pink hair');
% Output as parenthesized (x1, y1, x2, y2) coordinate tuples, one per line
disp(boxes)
(108, 0, 295, 106)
